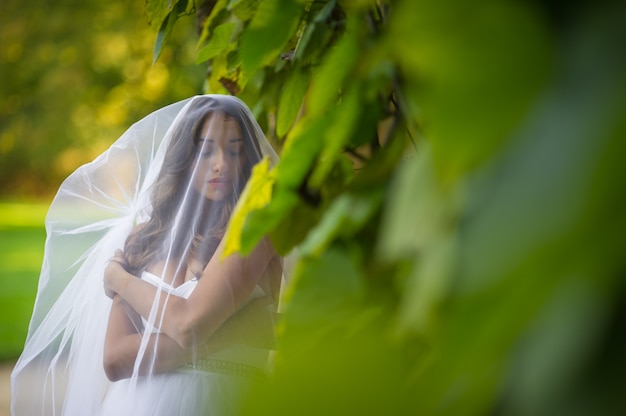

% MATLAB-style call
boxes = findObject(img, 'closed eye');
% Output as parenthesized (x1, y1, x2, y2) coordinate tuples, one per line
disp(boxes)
(228, 138, 244, 156)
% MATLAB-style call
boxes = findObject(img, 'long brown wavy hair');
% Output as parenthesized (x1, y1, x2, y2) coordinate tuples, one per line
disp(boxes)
(123, 96, 263, 276)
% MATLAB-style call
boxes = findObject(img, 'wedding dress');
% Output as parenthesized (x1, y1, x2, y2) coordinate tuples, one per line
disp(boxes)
(99, 272, 271, 416)
(10, 95, 281, 416)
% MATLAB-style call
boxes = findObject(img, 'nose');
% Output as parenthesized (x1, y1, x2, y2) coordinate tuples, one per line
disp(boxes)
(211, 149, 228, 174)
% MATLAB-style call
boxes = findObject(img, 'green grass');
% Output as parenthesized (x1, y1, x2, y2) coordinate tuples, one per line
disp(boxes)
(0, 201, 48, 361)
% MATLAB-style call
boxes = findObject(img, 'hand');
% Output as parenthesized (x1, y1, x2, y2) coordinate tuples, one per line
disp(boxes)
(104, 249, 129, 299)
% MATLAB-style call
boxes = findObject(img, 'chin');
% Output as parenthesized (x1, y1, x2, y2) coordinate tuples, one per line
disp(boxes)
(204, 191, 230, 202)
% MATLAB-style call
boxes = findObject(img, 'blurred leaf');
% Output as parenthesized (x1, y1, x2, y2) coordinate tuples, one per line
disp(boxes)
(240, 187, 299, 255)
(223, 157, 275, 257)
(306, 14, 359, 116)
(153, 0, 194, 64)
(276, 68, 308, 137)
(388, 0, 553, 181)
(243, 247, 413, 416)
(346, 97, 383, 149)
(378, 144, 457, 261)
(239, 0, 303, 75)
(195, 22, 236, 63)
(145, 0, 179, 30)
(276, 114, 330, 189)
(501, 277, 610, 416)
(309, 84, 360, 187)
(378, 143, 461, 335)
(153, 12, 174, 64)
(231, 0, 261, 22)
(280, 247, 365, 329)
(268, 196, 319, 254)
(197, 0, 229, 47)
(299, 189, 383, 257)
(394, 6, 626, 414)
(292, 0, 338, 64)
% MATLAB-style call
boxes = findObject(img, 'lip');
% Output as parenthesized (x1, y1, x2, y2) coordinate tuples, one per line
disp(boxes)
(208, 178, 231, 189)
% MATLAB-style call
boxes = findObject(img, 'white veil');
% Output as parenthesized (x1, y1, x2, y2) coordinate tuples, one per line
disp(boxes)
(11, 95, 281, 415)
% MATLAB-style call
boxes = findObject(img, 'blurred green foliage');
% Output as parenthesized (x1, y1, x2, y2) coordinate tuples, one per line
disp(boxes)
(0, 0, 205, 197)
(3, 0, 626, 415)
(0, 202, 47, 361)
(160, 0, 624, 414)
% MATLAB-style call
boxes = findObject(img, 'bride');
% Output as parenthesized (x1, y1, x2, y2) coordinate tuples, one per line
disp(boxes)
(11, 95, 282, 415)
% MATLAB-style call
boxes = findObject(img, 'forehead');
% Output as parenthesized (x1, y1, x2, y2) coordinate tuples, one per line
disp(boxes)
(199, 112, 242, 139)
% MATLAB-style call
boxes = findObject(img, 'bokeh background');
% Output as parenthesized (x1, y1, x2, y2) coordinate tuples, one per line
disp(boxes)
(0, 0, 204, 392)
(2, 0, 626, 415)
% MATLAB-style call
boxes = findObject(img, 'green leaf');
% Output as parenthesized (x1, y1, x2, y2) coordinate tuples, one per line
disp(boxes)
(309, 84, 360, 188)
(276, 114, 330, 190)
(292, 0, 336, 63)
(306, 14, 359, 116)
(153, 12, 174, 64)
(223, 157, 275, 257)
(276, 68, 308, 137)
(239, 0, 303, 75)
(282, 246, 365, 326)
(387, 0, 552, 180)
(377, 143, 453, 261)
(152, 0, 193, 64)
(231, 0, 262, 22)
(299, 190, 384, 257)
(267, 195, 318, 254)
(197, 0, 230, 47)
(145, 0, 178, 30)
(196, 22, 236, 64)
(240, 187, 300, 254)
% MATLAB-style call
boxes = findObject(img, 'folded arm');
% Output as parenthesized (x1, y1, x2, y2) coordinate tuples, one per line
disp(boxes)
(103, 293, 278, 381)
(103, 237, 277, 358)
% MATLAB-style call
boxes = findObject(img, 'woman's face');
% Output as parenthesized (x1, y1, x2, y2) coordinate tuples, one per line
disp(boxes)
(191, 113, 247, 202)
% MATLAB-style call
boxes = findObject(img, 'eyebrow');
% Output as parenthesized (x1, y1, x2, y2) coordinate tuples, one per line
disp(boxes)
(198, 138, 243, 143)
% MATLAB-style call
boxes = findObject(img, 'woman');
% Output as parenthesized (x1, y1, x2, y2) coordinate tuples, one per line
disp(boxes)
(11, 95, 282, 415)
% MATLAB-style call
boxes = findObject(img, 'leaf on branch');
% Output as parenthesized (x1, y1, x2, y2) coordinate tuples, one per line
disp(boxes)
(309, 84, 361, 188)
(293, 0, 338, 63)
(276, 68, 308, 137)
(197, 0, 229, 46)
(223, 157, 276, 257)
(239, 0, 303, 75)
(196, 22, 236, 63)
(153, 12, 173, 64)
(276, 114, 329, 190)
(145, 0, 177, 31)
(152, 0, 195, 64)
(231, 0, 262, 22)
(307, 14, 359, 117)
(242, 188, 301, 254)
(219, 76, 241, 95)
(299, 190, 384, 257)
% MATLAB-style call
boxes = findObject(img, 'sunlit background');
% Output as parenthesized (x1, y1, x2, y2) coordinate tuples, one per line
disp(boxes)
(0, 0, 205, 367)
(2, 0, 626, 414)
(1, 0, 204, 198)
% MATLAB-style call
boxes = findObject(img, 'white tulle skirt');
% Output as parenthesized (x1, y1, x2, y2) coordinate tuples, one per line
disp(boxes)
(100, 366, 261, 416)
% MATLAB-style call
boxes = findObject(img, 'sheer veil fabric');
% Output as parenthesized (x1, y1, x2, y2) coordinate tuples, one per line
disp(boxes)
(11, 95, 281, 415)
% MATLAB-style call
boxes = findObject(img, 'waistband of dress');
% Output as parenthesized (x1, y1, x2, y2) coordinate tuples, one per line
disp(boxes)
(181, 357, 267, 378)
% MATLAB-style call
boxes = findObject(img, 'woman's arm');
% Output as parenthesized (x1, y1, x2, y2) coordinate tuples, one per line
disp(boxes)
(103, 294, 277, 381)
(104, 237, 276, 349)
(103, 295, 212, 381)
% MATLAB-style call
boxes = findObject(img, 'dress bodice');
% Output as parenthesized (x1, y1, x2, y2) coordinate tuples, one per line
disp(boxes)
(139, 271, 272, 372)
(141, 271, 198, 299)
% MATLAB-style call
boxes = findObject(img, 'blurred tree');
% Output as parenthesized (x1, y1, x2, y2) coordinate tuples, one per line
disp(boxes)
(5, 0, 625, 414)
(163, 1, 624, 414)
(0, 0, 205, 198)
